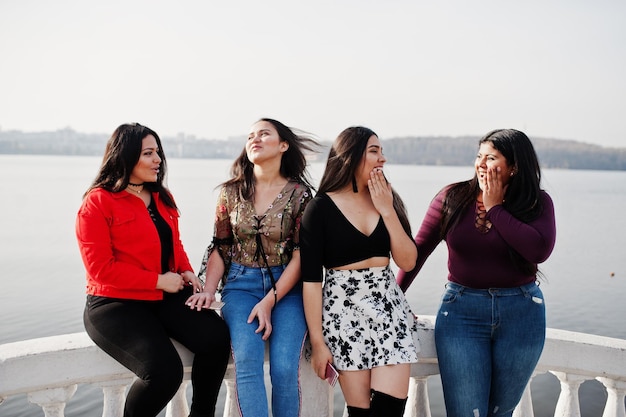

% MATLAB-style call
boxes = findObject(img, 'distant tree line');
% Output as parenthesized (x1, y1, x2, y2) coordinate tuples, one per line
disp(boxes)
(1, 127, 625, 171)
(382, 135, 626, 170)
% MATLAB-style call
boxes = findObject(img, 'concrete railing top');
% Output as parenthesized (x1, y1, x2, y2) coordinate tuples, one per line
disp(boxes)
(541, 327, 626, 380)
(2, 316, 626, 417)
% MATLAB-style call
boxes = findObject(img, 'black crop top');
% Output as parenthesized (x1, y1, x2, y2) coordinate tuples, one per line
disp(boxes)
(300, 193, 391, 282)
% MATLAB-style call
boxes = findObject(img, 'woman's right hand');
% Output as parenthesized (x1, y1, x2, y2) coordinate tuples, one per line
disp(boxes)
(185, 291, 217, 311)
(368, 168, 395, 217)
(248, 297, 274, 341)
(156, 272, 185, 293)
(310, 342, 335, 380)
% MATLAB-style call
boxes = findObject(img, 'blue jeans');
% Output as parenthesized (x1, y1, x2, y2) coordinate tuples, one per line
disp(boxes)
(221, 262, 307, 417)
(434, 281, 546, 417)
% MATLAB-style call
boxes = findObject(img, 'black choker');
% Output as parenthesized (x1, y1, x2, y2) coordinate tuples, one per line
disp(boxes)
(128, 182, 144, 187)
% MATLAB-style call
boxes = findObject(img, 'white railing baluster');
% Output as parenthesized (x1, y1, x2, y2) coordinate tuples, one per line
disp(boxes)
(513, 371, 538, 417)
(222, 376, 238, 417)
(27, 385, 77, 417)
(406, 375, 432, 417)
(96, 378, 133, 417)
(165, 380, 190, 417)
(300, 353, 334, 417)
(597, 377, 626, 417)
(551, 371, 587, 417)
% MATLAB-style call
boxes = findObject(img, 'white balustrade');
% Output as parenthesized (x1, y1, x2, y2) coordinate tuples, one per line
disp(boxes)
(551, 371, 586, 417)
(95, 378, 134, 417)
(512, 371, 537, 417)
(28, 385, 77, 417)
(1, 316, 625, 417)
(597, 378, 626, 417)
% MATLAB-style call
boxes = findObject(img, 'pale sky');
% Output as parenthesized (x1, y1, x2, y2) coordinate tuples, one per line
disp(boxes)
(1, 0, 625, 147)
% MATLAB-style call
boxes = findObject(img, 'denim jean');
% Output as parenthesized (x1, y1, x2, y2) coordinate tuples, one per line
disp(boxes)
(434, 281, 546, 417)
(221, 262, 307, 417)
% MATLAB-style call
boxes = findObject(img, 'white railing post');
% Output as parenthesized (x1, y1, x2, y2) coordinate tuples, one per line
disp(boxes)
(166, 380, 190, 417)
(27, 385, 77, 417)
(300, 355, 334, 417)
(597, 377, 626, 417)
(222, 368, 238, 417)
(512, 371, 538, 417)
(551, 371, 587, 417)
(406, 375, 432, 417)
(95, 377, 134, 417)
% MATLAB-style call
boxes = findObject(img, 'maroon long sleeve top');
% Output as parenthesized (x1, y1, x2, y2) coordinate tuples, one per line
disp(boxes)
(396, 188, 556, 291)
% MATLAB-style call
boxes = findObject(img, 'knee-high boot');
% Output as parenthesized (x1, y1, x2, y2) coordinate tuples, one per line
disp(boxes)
(346, 405, 371, 417)
(370, 389, 407, 417)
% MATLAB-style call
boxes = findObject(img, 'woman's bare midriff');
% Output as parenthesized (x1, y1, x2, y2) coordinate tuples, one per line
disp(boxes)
(332, 256, 390, 270)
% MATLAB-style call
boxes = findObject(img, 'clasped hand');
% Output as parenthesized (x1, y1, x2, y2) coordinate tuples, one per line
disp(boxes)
(157, 271, 201, 293)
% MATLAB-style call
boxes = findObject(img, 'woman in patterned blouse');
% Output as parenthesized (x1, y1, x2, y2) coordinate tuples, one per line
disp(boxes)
(186, 118, 318, 417)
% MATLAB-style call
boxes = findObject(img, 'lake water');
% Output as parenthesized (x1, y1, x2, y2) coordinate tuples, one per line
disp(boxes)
(1, 154, 625, 416)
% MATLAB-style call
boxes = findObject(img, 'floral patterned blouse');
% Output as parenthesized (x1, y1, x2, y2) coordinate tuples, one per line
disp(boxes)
(211, 180, 312, 272)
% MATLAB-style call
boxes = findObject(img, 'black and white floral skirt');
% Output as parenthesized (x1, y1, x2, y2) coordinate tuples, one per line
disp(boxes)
(322, 265, 420, 370)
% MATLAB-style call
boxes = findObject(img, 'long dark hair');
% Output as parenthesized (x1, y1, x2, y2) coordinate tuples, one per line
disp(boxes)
(441, 129, 543, 275)
(223, 118, 319, 200)
(84, 123, 176, 209)
(318, 126, 412, 236)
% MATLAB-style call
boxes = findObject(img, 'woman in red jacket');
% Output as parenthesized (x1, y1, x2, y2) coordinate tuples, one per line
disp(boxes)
(76, 123, 230, 417)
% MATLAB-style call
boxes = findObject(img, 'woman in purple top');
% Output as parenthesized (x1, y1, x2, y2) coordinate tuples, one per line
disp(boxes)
(396, 129, 556, 417)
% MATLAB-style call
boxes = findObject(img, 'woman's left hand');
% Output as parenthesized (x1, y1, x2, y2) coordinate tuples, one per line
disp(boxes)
(368, 168, 394, 217)
(248, 297, 274, 341)
(181, 270, 203, 294)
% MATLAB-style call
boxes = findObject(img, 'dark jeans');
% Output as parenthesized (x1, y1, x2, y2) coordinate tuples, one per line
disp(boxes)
(84, 287, 231, 417)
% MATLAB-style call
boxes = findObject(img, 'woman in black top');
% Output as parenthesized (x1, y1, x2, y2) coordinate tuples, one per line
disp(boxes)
(300, 126, 420, 417)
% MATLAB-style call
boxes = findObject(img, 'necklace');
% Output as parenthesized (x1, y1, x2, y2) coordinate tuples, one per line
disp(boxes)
(127, 182, 144, 194)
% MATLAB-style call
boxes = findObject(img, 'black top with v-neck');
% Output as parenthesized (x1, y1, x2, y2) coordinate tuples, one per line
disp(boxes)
(300, 193, 391, 282)
(147, 197, 174, 274)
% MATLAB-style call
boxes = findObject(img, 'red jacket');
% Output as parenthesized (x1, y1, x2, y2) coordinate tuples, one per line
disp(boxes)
(76, 188, 194, 300)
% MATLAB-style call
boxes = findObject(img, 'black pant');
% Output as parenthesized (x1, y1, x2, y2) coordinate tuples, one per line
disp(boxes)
(84, 287, 231, 417)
